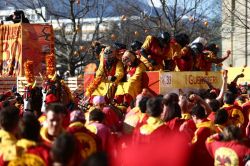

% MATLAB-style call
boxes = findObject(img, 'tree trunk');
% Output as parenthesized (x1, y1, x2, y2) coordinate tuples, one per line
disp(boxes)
(69, 63, 75, 77)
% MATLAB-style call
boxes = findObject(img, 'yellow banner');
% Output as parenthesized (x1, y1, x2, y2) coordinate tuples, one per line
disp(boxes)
(160, 71, 223, 94)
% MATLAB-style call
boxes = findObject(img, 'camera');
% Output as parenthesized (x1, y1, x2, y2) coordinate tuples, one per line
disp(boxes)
(5, 10, 29, 23)
(5, 15, 13, 21)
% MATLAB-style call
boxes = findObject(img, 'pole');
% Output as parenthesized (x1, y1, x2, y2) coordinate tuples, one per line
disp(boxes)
(231, 0, 235, 66)
(245, 0, 248, 66)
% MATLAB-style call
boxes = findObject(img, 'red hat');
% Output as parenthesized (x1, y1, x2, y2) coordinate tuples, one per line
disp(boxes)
(45, 94, 58, 104)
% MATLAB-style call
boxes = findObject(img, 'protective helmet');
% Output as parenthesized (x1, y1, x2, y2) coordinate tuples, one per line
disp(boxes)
(159, 32, 171, 43)
(113, 42, 127, 50)
(174, 33, 190, 47)
(191, 37, 207, 47)
(191, 43, 204, 55)
(130, 40, 143, 51)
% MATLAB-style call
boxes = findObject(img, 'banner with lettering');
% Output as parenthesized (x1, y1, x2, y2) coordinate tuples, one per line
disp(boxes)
(0, 23, 54, 76)
(0, 24, 22, 76)
(159, 71, 223, 94)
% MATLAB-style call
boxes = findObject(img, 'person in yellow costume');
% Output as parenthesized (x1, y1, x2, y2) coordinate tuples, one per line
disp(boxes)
(115, 50, 146, 106)
(98, 42, 126, 67)
(85, 46, 124, 100)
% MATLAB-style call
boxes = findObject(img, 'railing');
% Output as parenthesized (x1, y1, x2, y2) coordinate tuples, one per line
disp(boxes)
(0, 76, 84, 94)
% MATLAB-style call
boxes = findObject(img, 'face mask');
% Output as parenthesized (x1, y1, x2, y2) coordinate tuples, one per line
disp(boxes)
(122, 56, 131, 65)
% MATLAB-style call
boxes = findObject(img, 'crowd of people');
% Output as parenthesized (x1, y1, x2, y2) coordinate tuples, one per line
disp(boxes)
(0, 32, 249, 166)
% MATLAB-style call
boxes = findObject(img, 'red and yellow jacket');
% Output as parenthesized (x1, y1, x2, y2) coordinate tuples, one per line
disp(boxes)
(223, 104, 244, 127)
(206, 135, 250, 166)
(67, 121, 102, 159)
(133, 116, 169, 144)
(141, 35, 171, 70)
(191, 119, 214, 166)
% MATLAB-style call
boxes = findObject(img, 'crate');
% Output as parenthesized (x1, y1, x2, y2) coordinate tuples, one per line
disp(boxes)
(14, 76, 84, 95)
(64, 77, 84, 91)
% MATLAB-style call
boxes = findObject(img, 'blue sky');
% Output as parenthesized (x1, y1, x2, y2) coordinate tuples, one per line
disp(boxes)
(142, 0, 220, 19)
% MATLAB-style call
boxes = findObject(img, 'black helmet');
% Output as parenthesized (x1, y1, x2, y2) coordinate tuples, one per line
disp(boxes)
(130, 40, 143, 51)
(113, 42, 127, 50)
(159, 32, 171, 43)
(206, 43, 219, 54)
(174, 33, 190, 47)
(191, 43, 204, 55)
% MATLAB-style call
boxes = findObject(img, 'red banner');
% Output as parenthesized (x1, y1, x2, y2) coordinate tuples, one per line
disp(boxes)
(0, 23, 54, 76)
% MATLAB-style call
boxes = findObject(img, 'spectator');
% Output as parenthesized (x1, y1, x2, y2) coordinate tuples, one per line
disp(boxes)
(190, 103, 214, 166)
(214, 109, 229, 133)
(162, 103, 184, 131)
(206, 125, 250, 166)
(8, 112, 51, 165)
(86, 109, 111, 150)
(0, 106, 20, 163)
(222, 91, 244, 127)
(82, 152, 108, 166)
(67, 110, 101, 159)
(133, 97, 169, 144)
(40, 103, 66, 146)
(51, 133, 78, 166)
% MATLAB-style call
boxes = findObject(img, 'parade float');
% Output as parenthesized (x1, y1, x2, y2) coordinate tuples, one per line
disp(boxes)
(0, 23, 249, 95)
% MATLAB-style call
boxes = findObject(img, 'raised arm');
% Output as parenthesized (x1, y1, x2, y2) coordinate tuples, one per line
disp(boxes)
(189, 94, 212, 116)
(216, 70, 228, 103)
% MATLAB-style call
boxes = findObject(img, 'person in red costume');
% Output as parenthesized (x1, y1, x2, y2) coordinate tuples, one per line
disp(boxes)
(214, 109, 229, 134)
(140, 32, 171, 71)
(222, 91, 244, 127)
(191, 38, 230, 71)
(206, 125, 250, 166)
(162, 102, 185, 131)
(67, 110, 101, 159)
(130, 40, 143, 57)
(190, 103, 214, 166)
(241, 96, 250, 132)
(85, 96, 122, 132)
(124, 94, 150, 134)
(132, 97, 169, 144)
(207, 99, 221, 122)
(201, 44, 230, 71)
(171, 33, 193, 71)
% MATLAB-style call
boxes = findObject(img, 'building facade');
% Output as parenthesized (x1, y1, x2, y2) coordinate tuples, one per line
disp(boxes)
(222, 0, 250, 67)
(0, 6, 140, 41)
